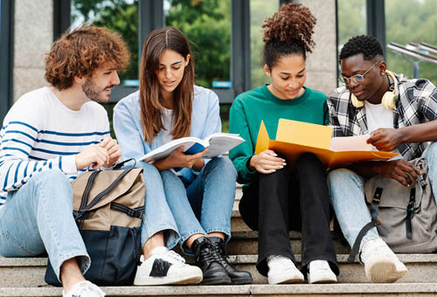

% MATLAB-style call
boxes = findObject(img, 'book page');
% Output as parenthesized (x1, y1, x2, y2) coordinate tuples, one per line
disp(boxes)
(330, 135, 373, 151)
(204, 133, 245, 158)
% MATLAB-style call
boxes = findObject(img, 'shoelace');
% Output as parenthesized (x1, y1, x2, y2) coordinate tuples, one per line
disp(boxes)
(163, 249, 187, 265)
(360, 240, 396, 264)
(197, 245, 219, 264)
(272, 257, 297, 272)
(211, 242, 233, 267)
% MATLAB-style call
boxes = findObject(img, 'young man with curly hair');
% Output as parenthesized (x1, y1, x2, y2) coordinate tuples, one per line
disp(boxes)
(327, 35, 437, 283)
(0, 26, 130, 297)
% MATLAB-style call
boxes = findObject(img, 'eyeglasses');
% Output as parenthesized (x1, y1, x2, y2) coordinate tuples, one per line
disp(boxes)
(341, 60, 381, 85)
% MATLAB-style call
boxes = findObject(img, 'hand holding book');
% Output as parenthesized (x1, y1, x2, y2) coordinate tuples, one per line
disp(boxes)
(153, 146, 207, 172)
(139, 132, 245, 163)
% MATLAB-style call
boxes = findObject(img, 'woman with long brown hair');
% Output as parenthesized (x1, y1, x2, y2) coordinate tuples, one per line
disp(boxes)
(114, 27, 252, 286)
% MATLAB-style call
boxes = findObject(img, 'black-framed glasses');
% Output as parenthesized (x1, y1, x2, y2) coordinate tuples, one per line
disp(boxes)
(341, 60, 382, 85)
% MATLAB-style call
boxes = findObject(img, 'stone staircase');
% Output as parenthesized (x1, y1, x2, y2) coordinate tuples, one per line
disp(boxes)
(1, 184, 437, 296)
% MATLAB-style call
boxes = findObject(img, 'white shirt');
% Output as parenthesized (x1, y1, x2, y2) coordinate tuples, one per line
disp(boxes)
(161, 108, 174, 144)
(364, 101, 394, 133)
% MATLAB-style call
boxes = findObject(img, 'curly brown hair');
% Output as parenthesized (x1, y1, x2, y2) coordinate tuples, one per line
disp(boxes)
(45, 26, 131, 90)
(262, 3, 316, 68)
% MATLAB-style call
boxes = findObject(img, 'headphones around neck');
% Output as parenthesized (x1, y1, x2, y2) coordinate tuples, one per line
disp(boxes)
(350, 70, 398, 110)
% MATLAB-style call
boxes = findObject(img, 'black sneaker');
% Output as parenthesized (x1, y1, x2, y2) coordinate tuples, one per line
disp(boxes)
(210, 236, 253, 284)
(191, 236, 232, 285)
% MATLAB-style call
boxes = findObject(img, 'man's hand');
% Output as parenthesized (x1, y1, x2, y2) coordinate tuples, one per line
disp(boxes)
(249, 149, 286, 174)
(75, 144, 109, 170)
(99, 136, 121, 167)
(377, 159, 422, 187)
(367, 128, 404, 151)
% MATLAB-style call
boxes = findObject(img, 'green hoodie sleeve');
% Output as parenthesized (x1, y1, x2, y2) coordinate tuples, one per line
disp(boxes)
(229, 97, 257, 184)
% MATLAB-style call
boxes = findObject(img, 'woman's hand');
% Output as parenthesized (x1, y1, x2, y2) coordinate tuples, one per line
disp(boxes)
(154, 146, 207, 171)
(248, 149, 286, 174)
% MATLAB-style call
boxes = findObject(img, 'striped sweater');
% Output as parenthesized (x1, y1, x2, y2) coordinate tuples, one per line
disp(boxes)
(0, 87, 110, 206)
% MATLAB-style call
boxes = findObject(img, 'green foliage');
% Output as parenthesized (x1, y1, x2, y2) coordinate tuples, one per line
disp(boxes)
(250, 0, 279, 88)
(385, 0, 437, 85)
(71, 0, 139, 81)
(338, 0, 437, 86)
(165, 0, 231, 87)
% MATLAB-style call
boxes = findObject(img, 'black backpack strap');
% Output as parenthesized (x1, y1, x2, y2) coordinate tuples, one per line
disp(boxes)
(348, 221, 377, 262)
(111, 202, 145, 219)
(406, 187, 416, 240)
(348, 187, 383, 262)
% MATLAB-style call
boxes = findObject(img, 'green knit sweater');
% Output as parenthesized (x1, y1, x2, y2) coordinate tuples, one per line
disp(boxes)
(229, 84, 328, 185)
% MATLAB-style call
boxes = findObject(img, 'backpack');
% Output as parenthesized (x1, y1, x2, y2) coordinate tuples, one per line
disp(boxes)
(348, 158, 437, 261)
(45, 160, 145, 286)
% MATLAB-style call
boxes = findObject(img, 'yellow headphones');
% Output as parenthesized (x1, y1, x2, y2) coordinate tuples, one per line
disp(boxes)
(350, 70, 398, 110)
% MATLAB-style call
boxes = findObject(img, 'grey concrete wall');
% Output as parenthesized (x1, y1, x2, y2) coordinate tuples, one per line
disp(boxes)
(298, 0, 338, 95)
(13, 0, 53, 102)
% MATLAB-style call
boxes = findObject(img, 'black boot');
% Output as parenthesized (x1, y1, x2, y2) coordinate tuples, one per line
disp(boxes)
(192, 236, 232, 285)
(210, 236, 253, 284)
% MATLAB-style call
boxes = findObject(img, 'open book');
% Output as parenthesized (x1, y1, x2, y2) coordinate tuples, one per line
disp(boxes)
(139, 133, 245, 162)
(255, 119, 398, 169)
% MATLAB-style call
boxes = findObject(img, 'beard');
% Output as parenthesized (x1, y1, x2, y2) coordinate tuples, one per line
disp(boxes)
(82, 77, 113, 103)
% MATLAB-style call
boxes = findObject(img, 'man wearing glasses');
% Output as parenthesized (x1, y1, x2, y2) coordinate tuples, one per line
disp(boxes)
(326, 35, 437, 283)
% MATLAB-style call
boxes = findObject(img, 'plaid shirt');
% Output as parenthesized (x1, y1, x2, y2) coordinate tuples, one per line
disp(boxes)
(327, 71, 437, 161)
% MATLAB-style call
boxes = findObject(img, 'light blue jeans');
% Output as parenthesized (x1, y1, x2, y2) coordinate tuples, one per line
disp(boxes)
(328, 142, 437, 249)
(140, 157, 236, 255)
(0, 163, 182, 282)
(0, 170, 89, 281)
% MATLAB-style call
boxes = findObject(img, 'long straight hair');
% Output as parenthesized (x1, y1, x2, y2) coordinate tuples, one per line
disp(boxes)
(139, 27, 195, 142)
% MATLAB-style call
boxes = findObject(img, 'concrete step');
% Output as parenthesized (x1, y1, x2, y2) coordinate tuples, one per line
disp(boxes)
(2, 254, 437, 288)
(2, 283, 437, 297)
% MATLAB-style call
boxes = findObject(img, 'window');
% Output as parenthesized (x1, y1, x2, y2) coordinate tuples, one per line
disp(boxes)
(71, 0, 139, 82)
(164, 0, 231, 89)
(0, 0, 13, 123)
(385, 0, 437, 86)
(336, 0, 366, 84)
(250, 0, 279, 88)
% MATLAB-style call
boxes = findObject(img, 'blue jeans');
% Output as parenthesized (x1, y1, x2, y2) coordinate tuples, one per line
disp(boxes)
(0, 162, 182, 282)
(141, 157, 236, 255)
(0, 170, 89, 281)
(327, 142, 437, 248)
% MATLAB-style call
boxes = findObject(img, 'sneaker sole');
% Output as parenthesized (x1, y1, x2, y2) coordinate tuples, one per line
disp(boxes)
(365, 257, 408, 283)
(308, 276, 338, 284)
(134, 274, 203, 286)
(268, 274, 304, 285)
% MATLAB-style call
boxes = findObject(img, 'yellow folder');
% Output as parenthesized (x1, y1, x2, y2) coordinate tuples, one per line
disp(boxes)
(255, 119, 398, 169)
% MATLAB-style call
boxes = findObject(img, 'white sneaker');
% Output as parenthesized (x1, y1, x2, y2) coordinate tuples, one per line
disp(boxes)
(267, 255, 304, 284)
(307, 260, 337, 284)
(360, 238, 408, 283)
(134, 246, 203, 285)
(63, 280, 105, 297)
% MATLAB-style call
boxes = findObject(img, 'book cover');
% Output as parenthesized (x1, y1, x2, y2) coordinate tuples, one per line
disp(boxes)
(255, 119, 398, 169)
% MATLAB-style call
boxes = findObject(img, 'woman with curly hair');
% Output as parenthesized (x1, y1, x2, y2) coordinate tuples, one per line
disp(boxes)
(229, 3, 339, 284)
(113, 27, 252, 285)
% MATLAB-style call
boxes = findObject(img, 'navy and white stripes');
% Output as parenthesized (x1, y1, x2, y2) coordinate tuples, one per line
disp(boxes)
(0, 87, 110, 206)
